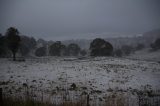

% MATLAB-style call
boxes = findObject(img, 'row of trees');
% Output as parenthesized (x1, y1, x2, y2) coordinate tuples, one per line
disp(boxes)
(2, 27, 159, 60)
(35, 42, 87, 57)
(35, 38, 114, 57)
(27, 37, 160, 57)
(114, 44, 145, 57)
(114, 37, 160, 57)
(0, 27, 88, 59)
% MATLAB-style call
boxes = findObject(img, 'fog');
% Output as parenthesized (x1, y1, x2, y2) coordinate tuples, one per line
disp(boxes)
(0, 0, 160, 40)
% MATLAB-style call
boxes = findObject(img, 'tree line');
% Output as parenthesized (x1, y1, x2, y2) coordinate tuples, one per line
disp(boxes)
(1, 27, 160, 60)
(0, 27, 88, 60)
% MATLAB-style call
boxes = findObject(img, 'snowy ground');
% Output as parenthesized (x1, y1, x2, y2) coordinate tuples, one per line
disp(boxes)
(0, 55, 160, 105)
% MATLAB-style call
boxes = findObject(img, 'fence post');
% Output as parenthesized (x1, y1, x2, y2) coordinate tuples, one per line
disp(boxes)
(87, 94, 90, 106)
(0, 88, 3, 106)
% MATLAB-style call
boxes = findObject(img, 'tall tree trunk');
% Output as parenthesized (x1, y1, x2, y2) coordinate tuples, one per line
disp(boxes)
(13, 52, 16, 61)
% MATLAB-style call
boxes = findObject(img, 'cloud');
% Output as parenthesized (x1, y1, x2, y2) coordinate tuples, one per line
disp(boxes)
(0, 0, 160, 40)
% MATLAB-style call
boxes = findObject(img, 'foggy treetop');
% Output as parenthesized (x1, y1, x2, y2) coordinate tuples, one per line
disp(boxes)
(0, 0, 160, 40)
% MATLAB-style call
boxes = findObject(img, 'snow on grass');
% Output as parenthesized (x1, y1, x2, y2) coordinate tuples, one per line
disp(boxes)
(0, 57, 160, 100)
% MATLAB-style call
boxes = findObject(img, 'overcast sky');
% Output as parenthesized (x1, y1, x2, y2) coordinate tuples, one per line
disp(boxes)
(0, 0, 160, 40)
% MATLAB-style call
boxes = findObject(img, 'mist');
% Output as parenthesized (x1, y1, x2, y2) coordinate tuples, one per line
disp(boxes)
(1, 1, 160, 106)
(0, 0, 160, 40)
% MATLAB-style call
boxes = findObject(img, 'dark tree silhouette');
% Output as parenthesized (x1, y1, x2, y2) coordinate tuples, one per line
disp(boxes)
(90, 38, 113, 56)
(67, 43, 81, 56)
(49, 41, 64, 56)
(35, 47, 46, 57)
(5, 27, 21, 61)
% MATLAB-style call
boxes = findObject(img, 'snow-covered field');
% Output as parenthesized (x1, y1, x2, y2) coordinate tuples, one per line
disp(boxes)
(0, 56, 160, 105)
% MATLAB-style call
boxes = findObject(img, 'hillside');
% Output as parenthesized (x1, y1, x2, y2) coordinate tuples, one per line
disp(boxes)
(126, 48, 160, 62)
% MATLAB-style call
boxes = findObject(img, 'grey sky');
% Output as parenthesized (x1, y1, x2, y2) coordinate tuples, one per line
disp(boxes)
(0, 0, 160, 40)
